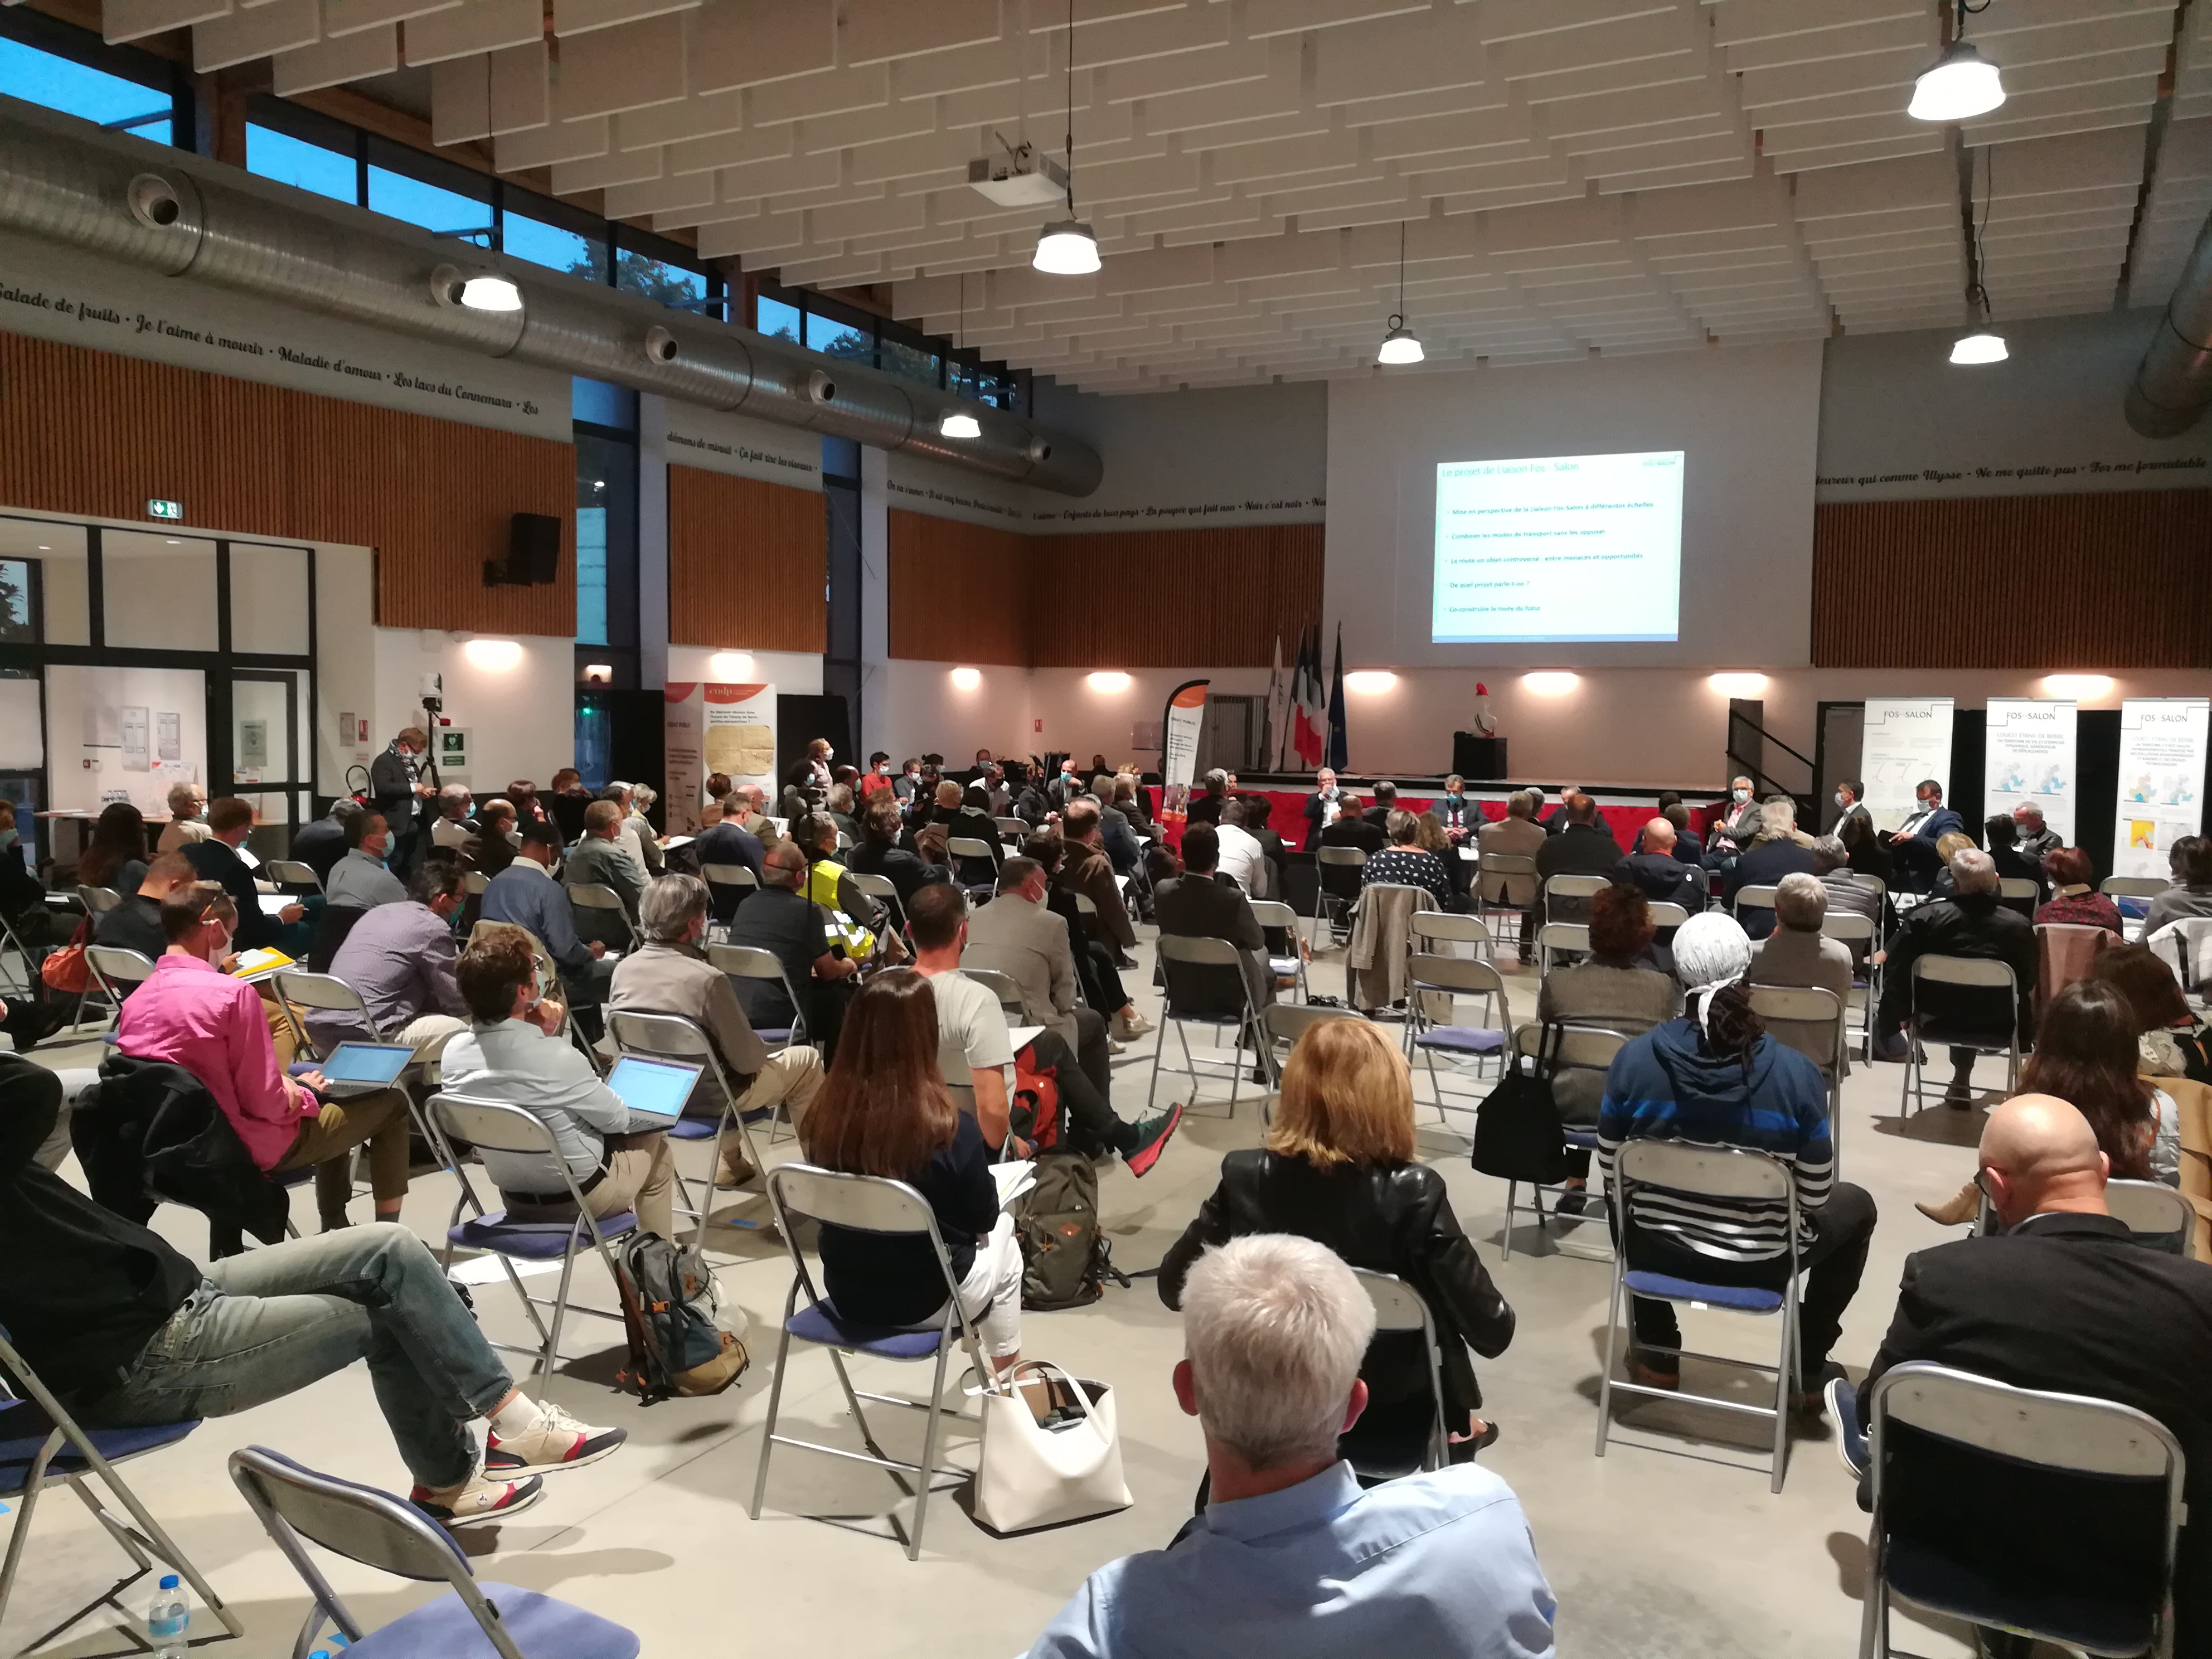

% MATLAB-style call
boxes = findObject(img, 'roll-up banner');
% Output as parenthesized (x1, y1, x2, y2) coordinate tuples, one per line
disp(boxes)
(2114, 698, 2210, 879)
(663, 682, 776, 836)
(1984, 698, 2077, 844)
(1862, 697, 1954, 833)
(1159, 680, 1210, 830)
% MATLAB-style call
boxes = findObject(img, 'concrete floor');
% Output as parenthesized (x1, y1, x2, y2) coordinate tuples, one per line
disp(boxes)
(7, 928, 2019, 1659)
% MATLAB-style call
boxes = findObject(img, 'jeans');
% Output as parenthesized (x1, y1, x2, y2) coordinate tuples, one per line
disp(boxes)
(1025, 1029, 1138, 1157)
(1070, 1006, 1114, 1100)
(81, 1224, 510, 1489)
(1077, 940, 1128, 1016)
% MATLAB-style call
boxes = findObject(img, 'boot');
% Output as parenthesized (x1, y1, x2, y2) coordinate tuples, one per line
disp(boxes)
(1915, 1178, 1980, 1227)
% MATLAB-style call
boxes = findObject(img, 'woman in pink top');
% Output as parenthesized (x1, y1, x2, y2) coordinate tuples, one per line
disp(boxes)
(115, 882, 413, 1229)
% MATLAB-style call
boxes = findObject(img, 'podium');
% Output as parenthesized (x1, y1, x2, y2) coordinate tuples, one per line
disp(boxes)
(1452, 734, 1507, 780)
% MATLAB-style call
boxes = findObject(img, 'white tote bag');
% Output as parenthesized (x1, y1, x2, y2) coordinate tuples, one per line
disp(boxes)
(974, 1361, 1132, 1534)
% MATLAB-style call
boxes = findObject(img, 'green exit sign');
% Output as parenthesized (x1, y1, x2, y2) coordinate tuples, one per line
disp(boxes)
(147, 498, 183, 521)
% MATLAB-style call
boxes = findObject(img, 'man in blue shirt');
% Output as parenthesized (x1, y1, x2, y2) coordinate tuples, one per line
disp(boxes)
(481, 817, 608, 1040)
(1025, 1234, 1555, 1659)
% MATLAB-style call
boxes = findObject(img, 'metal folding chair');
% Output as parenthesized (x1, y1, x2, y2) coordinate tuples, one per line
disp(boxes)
(960, 964, 1028, 1024)
(1496, 1021, 1635, 1262)
(750, 1164, 997, 1561)
(425, 1093, 639, 1382)
(1249, 898, 1308, 1001)
(1313, 847, 1366, 944)
(1997, 875, 2040, 919)
(1745, 983, 1846, 1158)
(1149, 934, 1270, 1119)
(846, 871, 908, 942)
(994, 816, 1029, 848)
(1341, 1270, 1449, 1485)
(1858, 1363, 2186, 1659)
(700, 860, 759, 920)
(2099, 1178, 2194, 1256)
(1403, 952, 1508, 1120)
(75, 943, 158, 1036)
(1261, 1001, 1365, 1069)
(74, 885, 122, 916)
(566, 882, 636, 952)
(463, 869, 488, 897)
(1597, 1139, 1802, 1492)
(0, 1322, 243, 1656)
(607, 1008, 769, 1248)
(1822, 911, 1879, 1061)
(0, 907, 42, 1000)
(228, 1446, 638, 1659)
(1901, 955, 2020, 1115)
(269, 968, 380, 1059)
(1544, 873, 1607, 926)
(947, 837, 999, 896)
(1476, 851, 1537, 943)
(263, 859, 322, 894)
(2104, 874, 2168, 940)
(1647, 900, 1691, 929)
(1734, 883, 1780, 932)
(1410, 909, 1496, 963)
(706, 943, 809, 1141)
(1535, 921, 1589, 979)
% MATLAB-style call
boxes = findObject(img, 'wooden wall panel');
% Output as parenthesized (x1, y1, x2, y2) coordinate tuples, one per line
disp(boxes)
(887, 508, 1032, 665)
(1030, 523, 1323, 668)
(0, 332, 574, 635)
(1811, 491, 2212, 669)
(667, 464, 826, 652)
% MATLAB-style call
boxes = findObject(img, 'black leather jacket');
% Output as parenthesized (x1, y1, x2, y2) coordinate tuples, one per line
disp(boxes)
(1160, 1149, 1515, 1431)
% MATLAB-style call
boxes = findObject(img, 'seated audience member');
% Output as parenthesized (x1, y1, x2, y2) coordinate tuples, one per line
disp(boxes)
(1057, 801, 1138, 962)
(2087, 941, 2212, 1080)
(905, 882, 1018, 1151)
(506, 781, 546, 826)
(470, 798, 520, 877)
(1303, 767, 1346, 850)
(431, 784, 476, 852)
(1810, 833, 1883, 937)
(2036, 846, 2122, 934)
(1012, 765, 1056, 828)
(322, 808, 409, 913)
(1478, 790, 1548, 960)
(1244, 794, 1289, 872)
(697, 790, 768, 911)
(287, 798, 359, 886)
(1828, 778, 1871, 839)
(859, 753, 895, 802)
(1846, 1094, 2212, 1659)
(607, 874, 824, 1186)
(1435, 774, 1476, 842)
(95, 850, 197, 967)
(1617, 816, 1701, 911)
(1839, 808, 1894, 883)
(1876, 847, 2037, 1107)
(1535, 793, 1621, 927)
(929, 782, 1003, 879)
(310, 861, 471, 1061)
(0, 1054, 623, 1527)
(791, 811, 903, 964)
(801, 970, 1024, 1376)
(546, 769, 591, 843)
(726, 840, 856, 1057)
(704, 771, 733, 806)
(2012, 801, 2061, 864)
(1728, 797, 1818, 929)
(564, 799, 649, 943)
(480, 818, 608, 1039)
(0, 803, 52, 958)
(156, 782, 212, 853)
(77, 801, 149, 898)
(1706, 777, 1760, 857)
(1185, 769, 1231, 826)
(1094, 776, 1145, 875)
(1887, 777, 1966, 887)
(1413, 811, 1459, 894)
(1156, 824, 1275, 1015)
(823, 783, 861, 846)
(1983, 813, 2047, 900)
(1211, 799, 1270, 898)
(1538, 883, 1679, 1201)
(1362, 781, 1401, 830)
(120, 883, 412, 1230)
(1362, 810, 1452, 909)
(890, 758, 921, 804)
(1662, 801, 1705, 864)
(1749, 873, 1855, 1075)
(2141, 833, 2212, 938)
(1027, 1234, 1555, 1659)
(847, 793, 948, 907)
(1024, 833, 1151, 1039)
(726, 783, 778, 844)
(983, 762, 1014, 819)
(181, 797, 309, 953)
(1318, 793, 1385, 855)
(440, 928, 676, 1238)
(623, 784, 666, 877)
(1162, 1022, 1514, 1454)
(1599, 912, 1874, 1402)
(1114, 774, 1153, 835)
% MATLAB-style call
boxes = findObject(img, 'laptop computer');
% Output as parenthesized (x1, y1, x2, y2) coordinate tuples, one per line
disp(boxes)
(314, 1041, 415, 1097)
(607, 1054, 704, 1124)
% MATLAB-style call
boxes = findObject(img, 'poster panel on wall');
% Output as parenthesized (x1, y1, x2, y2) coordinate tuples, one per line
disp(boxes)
(665, 681, 780, 837)
(1861, 697, 1954, 832)
(1983, 698, 2077, 844)
(1158, 680, 1209, 821)
(2113, 698, 2210, 879)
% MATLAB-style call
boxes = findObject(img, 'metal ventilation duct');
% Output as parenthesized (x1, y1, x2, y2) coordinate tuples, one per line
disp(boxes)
(0, 99, 1100, 495)
(2126, 211, 2212, 439)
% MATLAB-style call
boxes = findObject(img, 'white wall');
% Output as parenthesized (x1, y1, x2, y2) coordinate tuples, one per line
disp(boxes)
(1031, 380, 1328, 531)
(663, 646, 822, 696)
(873, 658, 1036, 767)
(371, 628, 574, 793)
(316, 545, 377, 795)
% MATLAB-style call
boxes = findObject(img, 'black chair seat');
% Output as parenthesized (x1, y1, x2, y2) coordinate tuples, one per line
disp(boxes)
(1886, 1539, 2155, 1656)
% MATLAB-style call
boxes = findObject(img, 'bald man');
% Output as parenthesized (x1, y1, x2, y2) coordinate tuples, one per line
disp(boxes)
(1843, 1096, 2212, 1658)
(1616, 815, 1701, 913)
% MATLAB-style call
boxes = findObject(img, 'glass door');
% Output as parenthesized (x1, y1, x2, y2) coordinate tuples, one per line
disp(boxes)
(231, 670, 304, 851)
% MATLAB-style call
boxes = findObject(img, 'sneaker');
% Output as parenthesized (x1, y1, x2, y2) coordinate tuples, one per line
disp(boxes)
(1825, 1376, 1867, 1478)
(1122, 1102, 1185, 1178)
(1108, 1036, 1128, 1056)
(484, 1403, 629, 1478)
(1627, 1354, 1680, 1391)
(716, 1151, 759, 1189)
(413, 1472, 543, 1527)
(1113, 1010, 1155, 1040)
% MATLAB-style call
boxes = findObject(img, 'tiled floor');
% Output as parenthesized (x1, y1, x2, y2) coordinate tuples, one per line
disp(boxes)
(8, 930, 2008, 1658)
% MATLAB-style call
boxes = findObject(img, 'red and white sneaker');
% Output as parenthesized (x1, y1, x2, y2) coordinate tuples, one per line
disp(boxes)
(484, 1402, 628, 1478)
(413, 1472, 544, 1527)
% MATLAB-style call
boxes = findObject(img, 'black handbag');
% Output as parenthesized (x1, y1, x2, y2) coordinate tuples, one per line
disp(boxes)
(1471, 1023, 1575, 1184)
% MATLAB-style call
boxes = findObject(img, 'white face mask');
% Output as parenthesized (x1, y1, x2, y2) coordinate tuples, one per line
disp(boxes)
(1733, 787, 1750, 803)
(1834, 790, 1848, 807)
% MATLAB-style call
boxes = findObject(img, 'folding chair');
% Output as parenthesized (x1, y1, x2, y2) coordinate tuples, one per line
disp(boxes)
(706, 943, 808, 1143)
(1997, 875, 2040, 919)
(463, 869, 488, 898)
(1544, 873, 1607, 927)
(947, 837, 999, 898)
(566, 882, 636, 952)
(1477, 851, 1537, 944)
(1149, 934, 1270, 1118)
(1534, 921, 1588, 979)
(1901, 955, 2020, 1116)
(607, 1008, 769, 1248)
(1403, 952, 1508, 1120)
(1249, 898, 1308, 1001)
(1857, 1363, 2186, 1659)
(701, 860, 758, 921)
(1596, 1139, 1802, 1492)
(1647, 900, 1690, 930)
(263, 859, 322, 894)
(1496, 1021, 1634, 1262)
(0, 908, 42, 1000)
(750, 1164, 998, 1561)
(426, 1093, 639, 1382)
(1341, 1270, 1449, 1486)
(994, 816, 1029, 849)
(1734, 884, 1780, 932)
(960, 965, 1028, 1023)
(74, 885, 122, 916)
(846, 871, 908, 942)
(2104, 1178, 2196, 1255)
(269, 968, 379, 1059)
(1745, 983, 1846, 1158)
(2104, 874, 2167, 941)
(1822, 911, 1879, 1061)
(228, 1446, 638, 1659)
(77, 944, 157, 1035)
(0, 1322, 243, 1656)
(1261, 1001, 1365, 1069)
(1313, 847, 1366, 944)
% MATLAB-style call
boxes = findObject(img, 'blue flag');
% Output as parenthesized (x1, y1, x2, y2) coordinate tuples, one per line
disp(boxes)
(1326, 624, 1348, 772)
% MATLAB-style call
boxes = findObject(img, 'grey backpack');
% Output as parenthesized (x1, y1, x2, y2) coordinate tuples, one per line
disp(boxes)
(1016, 1152, 1108, 1311)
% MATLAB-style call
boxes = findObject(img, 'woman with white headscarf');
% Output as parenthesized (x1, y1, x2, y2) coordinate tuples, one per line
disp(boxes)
(1595, 911, 1878, 1407)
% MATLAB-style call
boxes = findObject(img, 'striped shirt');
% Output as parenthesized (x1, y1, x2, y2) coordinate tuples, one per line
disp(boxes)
(1596, 1020, 1833, 1262)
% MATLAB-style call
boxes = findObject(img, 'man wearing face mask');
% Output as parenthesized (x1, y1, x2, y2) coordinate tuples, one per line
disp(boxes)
(1887, 778, 1964, 889)
(323, 810, 409, 912)
(180, 798, 310, 954)
(1827, 779, 1871, 838)
(893, 758, 922, 806)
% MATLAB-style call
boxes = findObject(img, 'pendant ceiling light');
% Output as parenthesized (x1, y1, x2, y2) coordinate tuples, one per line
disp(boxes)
(1377, 222, 1423, 365)
(1034, 0, 1100, 275)
(942, 273, 983, 437)
(1910, 2, 2005, 122)
(1950, 144, 2006, 366)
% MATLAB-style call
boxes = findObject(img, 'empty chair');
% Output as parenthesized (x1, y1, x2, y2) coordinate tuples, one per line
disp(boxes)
(1249, 898, 1308, 1001)
(229, 1445, 639, 1658)
(1542, 873, 1608, 927)
(1313, 846, 1367, 943)
(1403, 952, 1508, 1118)
(1409, 909, 1495, 963)
(1260, 1001, 1365, 1064)
(1822, 910, 1879, 1061)
(2104, 874, 2169, 941)
(1476, 850, 1539, 944)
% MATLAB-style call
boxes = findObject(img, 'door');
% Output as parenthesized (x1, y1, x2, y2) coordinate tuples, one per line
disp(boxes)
(1198, 695, 1255, 777)
(229, 670, 304, 852)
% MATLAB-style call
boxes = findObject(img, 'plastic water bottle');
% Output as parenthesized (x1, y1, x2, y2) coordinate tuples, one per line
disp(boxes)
(147, 1574, 188, 1658)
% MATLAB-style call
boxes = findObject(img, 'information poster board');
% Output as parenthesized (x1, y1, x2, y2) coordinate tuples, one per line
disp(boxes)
(1862, 697, 1954, 832)
(1983, 698, 2077, 844)
(2114, 697, 2209, 879)
(1157, 680, 1209, 836)
(664, 682, 776, 836)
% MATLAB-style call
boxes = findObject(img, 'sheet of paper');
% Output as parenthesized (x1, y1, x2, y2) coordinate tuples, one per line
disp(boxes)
(991, 1161, 1036, 1209)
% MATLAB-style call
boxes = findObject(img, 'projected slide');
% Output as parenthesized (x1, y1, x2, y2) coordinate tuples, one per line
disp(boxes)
(1432, 450, 1685, 643)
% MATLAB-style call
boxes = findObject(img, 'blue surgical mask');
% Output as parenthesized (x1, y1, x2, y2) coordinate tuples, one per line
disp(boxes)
(0, 827, 16, 851)
(1834, 790, 1847, 808)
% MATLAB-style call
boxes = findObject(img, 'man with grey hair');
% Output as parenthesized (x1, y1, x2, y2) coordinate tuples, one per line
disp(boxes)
(1727, 796, 1817, 934)
(724, 839, 855, 1056)
(1025, 1234, 1555, 1659)
(1749, 872, 1855, 1075)
(564, 799, 648, 944)
(1876, 845, 2037, 1105)
(1185, 767, 1231, 827)
(1810, 833, 1883, 936)
(608, 874, 824, 1183)
(2011, 800, 2060, 865)
(431, 782, 476, 852)
(1477, 788, 1548, 961)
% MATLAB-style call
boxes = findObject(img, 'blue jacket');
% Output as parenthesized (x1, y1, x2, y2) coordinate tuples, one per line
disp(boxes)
(481, 860, 590, 973)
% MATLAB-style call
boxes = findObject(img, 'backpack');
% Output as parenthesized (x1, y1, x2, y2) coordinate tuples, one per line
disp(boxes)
(1010, 1040, 1065, 1154)
(614, 1231, 749, 1403)
(1017, 1152, 1112, 1311)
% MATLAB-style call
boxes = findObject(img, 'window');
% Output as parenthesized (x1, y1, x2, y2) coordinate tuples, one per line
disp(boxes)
(879, 338, 940, 388)
(574, 431, 636, 652)
(507, 211, 607, 282)
(615, 248, 707, 307)
(367, 163, 491, 241)
(0, 562, 33, 646)
(807, 311, 874, 362)
(0, 36, 171, 144)
(758, 295, 801, 344)
(247, 123, 356, 205)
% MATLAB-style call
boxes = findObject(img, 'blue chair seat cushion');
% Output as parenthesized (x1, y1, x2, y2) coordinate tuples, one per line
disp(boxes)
(786, 1300, 948, 1360)
(1563, 1129, 1601, 1151)
(753, 1028, 793, 1045)
(346, 1583, 639, 1658)
(0, 1404, 198, 1497)
(1622, 1270, 1783, 1313)
(1413, 1025, 1505, 1055)
(668, 1118, 719, 1141)
(449, 1210, 638, 1259)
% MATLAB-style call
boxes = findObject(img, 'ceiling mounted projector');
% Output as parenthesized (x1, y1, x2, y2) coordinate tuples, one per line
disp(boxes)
(968, 142, 1070, 207)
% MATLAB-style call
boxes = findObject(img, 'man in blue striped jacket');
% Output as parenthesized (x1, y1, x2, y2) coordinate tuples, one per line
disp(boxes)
(1597, 912, 1879, 1407)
